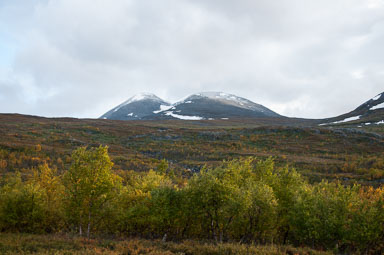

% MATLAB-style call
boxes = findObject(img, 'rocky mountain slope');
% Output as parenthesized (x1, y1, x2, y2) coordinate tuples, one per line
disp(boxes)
(100, 92, 281, 120)
(319, 92, 384, 127)
(100, 93, 171, 120)
(100, 91, 384, 128)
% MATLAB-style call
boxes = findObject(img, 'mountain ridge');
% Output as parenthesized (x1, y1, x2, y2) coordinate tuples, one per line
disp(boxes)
(319, 92, 384, 127)
(100, 92, 281, 121)
(100, 91, 384, 127)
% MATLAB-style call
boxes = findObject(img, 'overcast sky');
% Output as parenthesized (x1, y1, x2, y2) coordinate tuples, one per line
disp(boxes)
(0, 0, 383, 119)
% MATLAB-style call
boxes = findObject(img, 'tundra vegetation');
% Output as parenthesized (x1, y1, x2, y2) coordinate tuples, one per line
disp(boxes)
(0, 146, 383, 254)
(1, 115, 384, 186)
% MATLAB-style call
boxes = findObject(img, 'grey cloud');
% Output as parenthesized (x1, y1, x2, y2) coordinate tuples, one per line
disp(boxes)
(0, 0, 383, 118)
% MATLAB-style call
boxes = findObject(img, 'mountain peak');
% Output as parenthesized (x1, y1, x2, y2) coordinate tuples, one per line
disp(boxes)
(99, 93, 170, 120)
(177, 92, 279, 116)
(101, 91, 281, 120)
(186, 91, 239, 99)
(181, 91, 251, 105)
(111, 93, 169, 113)
(195, 91, 229, 98)
(125, 93, 167, 104)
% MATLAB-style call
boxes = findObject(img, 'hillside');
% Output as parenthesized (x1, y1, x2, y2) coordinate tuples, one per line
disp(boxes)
(0, 113, 383, 185)
(319, 92, 384, 127)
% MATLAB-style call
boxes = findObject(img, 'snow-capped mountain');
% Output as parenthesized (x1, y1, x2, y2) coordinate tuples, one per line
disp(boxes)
(100, 93, 171, 120)
(154, 92, 280, 120)
(100, 92, 281, 120)
(319, 92, 384, 126)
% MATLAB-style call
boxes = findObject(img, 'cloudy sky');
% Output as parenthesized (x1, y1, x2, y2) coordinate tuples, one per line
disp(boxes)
(0, 0, 383, 118)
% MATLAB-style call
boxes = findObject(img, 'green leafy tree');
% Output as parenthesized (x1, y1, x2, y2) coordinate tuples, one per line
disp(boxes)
(265, 163, 305, 244)
(63, 146, 119, 238)
(234, 181, 278, 243)
(187, 159, 251, 243)
(31, 163, 65, 232)
(346, 186, 384, 253)
(149, 186, 185, 241)
(289, 181, 360, 251)
(115, 169, 173, 237)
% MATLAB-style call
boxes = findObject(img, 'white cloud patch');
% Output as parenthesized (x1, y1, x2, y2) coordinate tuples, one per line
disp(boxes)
(0, 0, 383, 118)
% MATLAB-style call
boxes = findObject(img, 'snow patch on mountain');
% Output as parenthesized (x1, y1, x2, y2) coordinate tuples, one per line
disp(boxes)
(113, 93, 167, 113)
(370, 102, 384, 110)
(319, 115, 361, 126)
(372, 93, 382, 101)
(127, 93, 164, 104)
(199, 92, 257, 107)
(164, 111, 203, 120)
(153, 105, 174, 114)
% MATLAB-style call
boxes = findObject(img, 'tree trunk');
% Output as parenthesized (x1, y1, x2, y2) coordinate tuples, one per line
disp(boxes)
(87, 210, 91, 239)
(86, 200, 93, 239)
(181, 221, 190, 238)
(212, 220, 218, 242)
(79, 224, 82, 236)
(283, 228, 289, 245)
(219, 230, 223, 243)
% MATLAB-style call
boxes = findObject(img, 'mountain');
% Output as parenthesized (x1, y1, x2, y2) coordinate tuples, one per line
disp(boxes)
(319, 92, 384, 126)
(100, 93, 171, 120)
(100, 92, 281, 120)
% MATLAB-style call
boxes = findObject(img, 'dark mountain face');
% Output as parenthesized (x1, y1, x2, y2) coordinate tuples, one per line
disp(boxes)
(154, 92, 280, 120)
(100, 91, 384, 125)
(100, 92, 281, 120)
(100, 93, 170, 120)
(319, 92, 384, 126)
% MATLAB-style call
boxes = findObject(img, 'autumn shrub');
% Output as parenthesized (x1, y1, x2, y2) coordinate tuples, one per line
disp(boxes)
(0, 174, 46, 233)
(0, 148, 383, 254)
(289, 181, 384, 253)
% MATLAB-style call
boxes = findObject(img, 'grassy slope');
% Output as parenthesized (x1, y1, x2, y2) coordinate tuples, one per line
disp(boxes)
(0, 114, 383, 184)
(0, 233, 331, 255)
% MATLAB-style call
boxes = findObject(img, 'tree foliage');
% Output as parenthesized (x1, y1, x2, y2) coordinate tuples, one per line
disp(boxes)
(63, 146, 120, 237)
(0, 149, 383, 254)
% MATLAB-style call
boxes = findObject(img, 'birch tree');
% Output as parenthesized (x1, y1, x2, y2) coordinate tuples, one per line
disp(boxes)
(63, 145, 116, 238)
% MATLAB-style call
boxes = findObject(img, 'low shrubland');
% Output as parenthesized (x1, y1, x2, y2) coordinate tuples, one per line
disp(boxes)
(0, 146, 383, 254)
